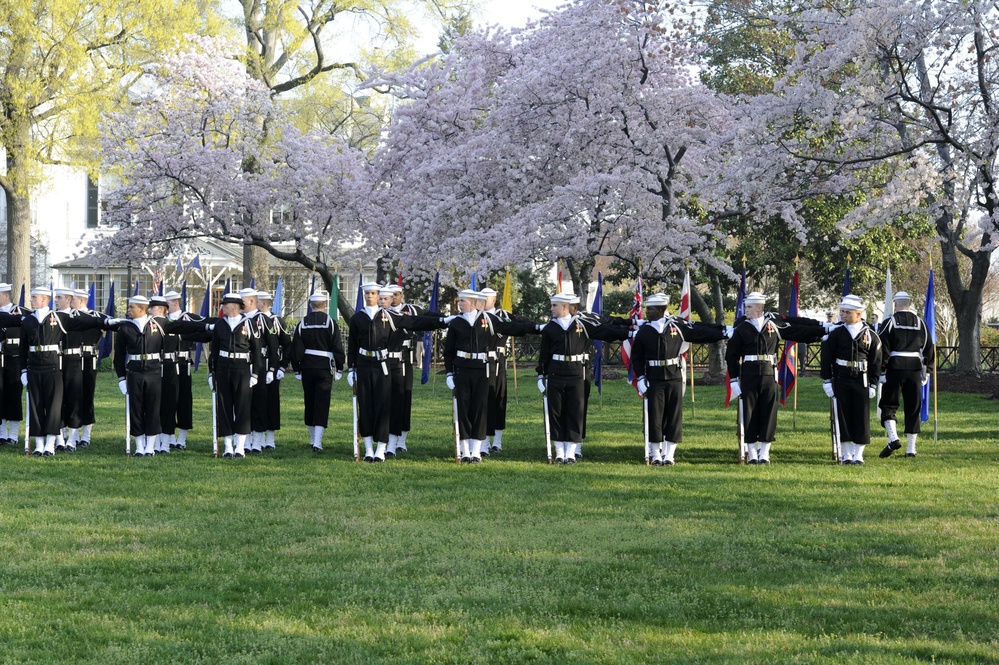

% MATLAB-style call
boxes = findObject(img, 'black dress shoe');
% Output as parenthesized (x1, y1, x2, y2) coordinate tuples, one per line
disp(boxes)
(55, 444, 66, 452)
(905, 452, 917, 457)
(43, 451, 54, 457)
(747, 458, 758, 465)
(879, 440, 902, 458)
(470, 457, 481, 464)
(31, 450, 42, 457)
(385, 451, 396, 458)
(555, 457, 565, 465)
(490, 445, 500, 452)
(460, 456, 471, 464)
(575, 452, 583, 459)
(565, 457, 576, 465)
(233, 452, 245, 458)
(223, 452, 233, 459)
(759, 458, 771, 465)
(363, 455, 374, 462)
(311, 445, 323, 453)
(79, 440, 90, 448)
(480, 449, 490, 458)
(663, 459, 675, 466)
(651, 458, 663, 466)
(374, 456, 385, 463)
(855, 459, 865, 465)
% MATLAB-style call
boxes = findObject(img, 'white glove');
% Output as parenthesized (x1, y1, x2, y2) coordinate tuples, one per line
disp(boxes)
(632, 318, 645, 327)
(823, 381, 834, 398)
(442, 315, 457, 324)
(822, 321, 838, 332)
(295, 373, 303, 381)
(205, 323, 215, 331)
(333, 371, 341, 382)
(536, 323, 545, 332)
(118, 378, 127, 395)
(208, 375, 214, 390)
(446, 374, 456, 390)
(725, 325, 735, 338)
(105, 317, 125, 326)
(879, 374, 887, 384)
(537, 376, 546, 394)
(921, 372, 929, 386)
(347, 370, 355, 387)
(249, 375, 258, 388)
(637, 376, 649, 396)
(275, 368, 285, 381)
(729, 380, 742, 399)
(868, 386, 877, 399)
(20, 371, 27, 387)
(265, 370, 274, 385)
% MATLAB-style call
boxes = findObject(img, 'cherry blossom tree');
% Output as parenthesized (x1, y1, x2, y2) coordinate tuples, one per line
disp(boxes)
(718, 0, 998, 373)
(370, 0, 737, 301)
(95, 37, 370, 316)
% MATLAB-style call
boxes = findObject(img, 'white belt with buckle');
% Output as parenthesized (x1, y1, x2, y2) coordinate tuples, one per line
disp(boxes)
(742, 354, 776, 363)
(889, 351, 921, 358)
(835, 359, 867, 370)
(63, 347, 83, 355)
(552, 354, 586, 362)
(127, 353, 160, 362)
(219, 351, 249, 360)
(456, 351, 488, 361)
(648, 358, 681, 367)
(30, 345, 61, 353)
(305, 349, 334, 359)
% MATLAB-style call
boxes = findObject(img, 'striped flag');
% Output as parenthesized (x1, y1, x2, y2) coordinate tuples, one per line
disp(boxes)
(921, 269, 936, 422)
(621, 276, 643, 389)
(592, 272, 604, 395)
(421, 272, 440, 385)
(725, 266, 747, 407)
(778, 271, 799, 406)
(679, 270, 691, 322)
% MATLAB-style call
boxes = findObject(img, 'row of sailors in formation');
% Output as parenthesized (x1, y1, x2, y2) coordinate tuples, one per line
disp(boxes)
(0, 281, 934, 466)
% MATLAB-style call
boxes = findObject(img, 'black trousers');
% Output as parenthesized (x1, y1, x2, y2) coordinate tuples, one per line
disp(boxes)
(454, 365, 488, 440)
(81, 361, 97, 426)
(176, 362, 194, 430)
(1, 355, 24, 421)
(61, 361, 84, 428)
(250, 380, 269, 432)
(388, 362, 406, 436)
(646, 379, 684, 443)
(740, 371, 778, 444)
(400, 361, 414, 432)
(356, 365, 391, 442)
(266, 377, 281, 430)
(127, 369, 163, 437)
(215, 361, 251, 437)
(487, 361, 508, 435)
(28, 367, 62, 436)
(547, 373, 586, 443)
(160, 362, 179, 435)
(302, 369, 332, 427)
(833, 376, 872, 445)
(879, 369, 922, 434)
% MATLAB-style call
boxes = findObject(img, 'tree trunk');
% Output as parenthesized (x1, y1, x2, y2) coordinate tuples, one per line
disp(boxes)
(937, 208, 987, 375)
(242, 243, 270, 288)
(688, 274, 726, 382)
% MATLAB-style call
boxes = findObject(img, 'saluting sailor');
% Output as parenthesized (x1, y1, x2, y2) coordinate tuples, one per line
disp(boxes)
(876, 291, 934, 458)
(821, 294, 883, 464)
(631, 293, 726, 465)
(537, 292, 629, 464)
(726, 291, 827, 464)
(290, 290, 345, 452)
(257, 290, 292, 451)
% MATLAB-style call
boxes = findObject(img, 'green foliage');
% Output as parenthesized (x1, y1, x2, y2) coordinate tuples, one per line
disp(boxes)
(1, 375, 997, 663)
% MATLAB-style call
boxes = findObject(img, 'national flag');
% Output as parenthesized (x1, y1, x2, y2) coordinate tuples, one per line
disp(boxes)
(421, 272, 440, 385)
(501, 270, 513, 312)
(725, 265, 747, 407)
(329, 274, 339, 320)
(187, 254, 201, 272)
(881, 267, 894, 323)
(470, 272, 478, 290)
(133, 280, 140, 296)
(217, 277, 231, 317)
(176, 257, 183, 274)
(194, 281, 212, 372)
(778, 270, 799, 406)
(679, 270, 692, 322)
(620, 276, 643, 390)
(87, 283, 96, 311)
(557, 269, 563, 293)
(397, 265, 403, 287)
(842, 266, 851, 297)
(273, 277, 284, 317)
(97, 281, 116, 363)
(250, 277, 255, 289)
(921, 269, 936, 422)
(592, 272, 604, 395)
(158, 280, 164, 296)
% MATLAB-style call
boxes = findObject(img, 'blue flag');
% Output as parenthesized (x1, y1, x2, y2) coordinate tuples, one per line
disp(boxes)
(194, 283, 212, 372)
(87, 283, 96, 311)
(354, 273, 363, 312)
(187, 254, 201, 272)
(470, 273, 477, 290)
(273, 277, 284, 317)
(725, 266, 747, 407)
(921, 269, 936, 422)
(176, 257, 183, 274)
(97, 281, 116, 363)
(250, 277, 255, 289)
(133, 280, 140, 296)
(421, 272, 440, 385)
(592, 272, 603, 395)
(158, 280, 164, 296)
(842, 266, 851, 297)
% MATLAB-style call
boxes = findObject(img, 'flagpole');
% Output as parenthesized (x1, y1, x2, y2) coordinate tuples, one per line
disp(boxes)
(792, 255, 799, 431)
(930, 258, 938, 443)
(686, 261, 695, 417)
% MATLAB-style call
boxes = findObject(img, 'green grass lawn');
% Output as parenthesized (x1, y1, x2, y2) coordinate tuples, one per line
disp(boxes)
(1, 372, 997, 664)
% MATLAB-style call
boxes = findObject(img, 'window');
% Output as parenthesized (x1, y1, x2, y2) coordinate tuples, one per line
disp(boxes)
(86, 176, 100, 228)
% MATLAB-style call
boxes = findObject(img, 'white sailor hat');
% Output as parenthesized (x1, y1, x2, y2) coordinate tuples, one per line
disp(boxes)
(73, 289, 89, 299)
(164, 290, 182, 301)
(457, 289, 483, 300)
(309, 290, 329, 302)
(550, 292, 579, 304)
(379, 287, 395, 297)
(892, 291, 912, 301)
(646, 292, 670, 307)
(745, 291, 766, 305)
(54, 288, 74, 297)
(839, 294, 864, 311)
(30, 287, 52, 297)
(479, 287, 498, 297)
(0, 283, 11, 293)
(360, 282, 381, 292)
(128, 295, 150, 306)
(387, 284, 403, 293)
(256, 290, 272, 300)
(221, 292, 243, 306)
(149, 295, 168, 308)
(238, 287, 258, 299)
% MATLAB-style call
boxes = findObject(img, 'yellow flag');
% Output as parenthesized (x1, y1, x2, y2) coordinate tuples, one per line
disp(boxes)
(501, 270, 514, 312)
